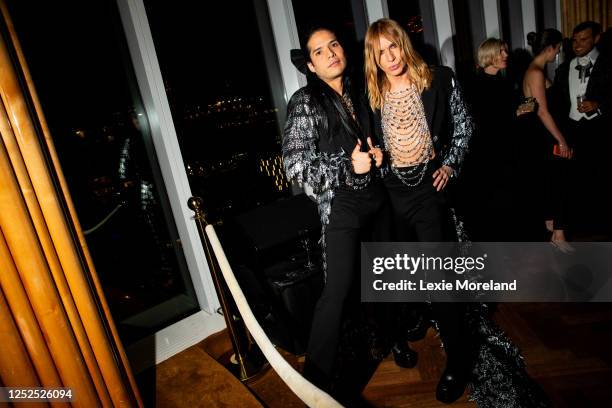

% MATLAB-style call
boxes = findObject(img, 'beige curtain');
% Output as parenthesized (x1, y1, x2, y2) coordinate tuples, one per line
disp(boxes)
(561, 0, 611, 36)
(0, 2, 142, 407)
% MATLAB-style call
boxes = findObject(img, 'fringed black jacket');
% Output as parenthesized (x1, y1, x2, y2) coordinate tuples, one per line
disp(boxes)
(282, 78, 382, 227)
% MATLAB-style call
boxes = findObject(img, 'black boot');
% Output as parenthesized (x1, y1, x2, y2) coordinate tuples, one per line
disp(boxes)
(404, 312, 430, 342)
(391, 341, 418, 368)
(431, 303, 473, 404)
(435, 365, 469, 404)
(396, 303, 431, 342)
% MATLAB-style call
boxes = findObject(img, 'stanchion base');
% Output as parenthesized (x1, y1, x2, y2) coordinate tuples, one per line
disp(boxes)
(226, 350, 269, 383)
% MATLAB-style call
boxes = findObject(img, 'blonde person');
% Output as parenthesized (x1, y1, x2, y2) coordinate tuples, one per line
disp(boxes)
(460, 38, 523, 241)
(365, 18, 472, 404)
(364, 19, 550, 406)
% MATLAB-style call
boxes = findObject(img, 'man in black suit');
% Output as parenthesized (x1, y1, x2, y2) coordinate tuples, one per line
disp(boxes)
(552, 21, 611, 235)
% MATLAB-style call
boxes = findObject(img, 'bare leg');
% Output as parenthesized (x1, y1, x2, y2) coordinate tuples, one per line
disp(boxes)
(551, 229, 575, 253)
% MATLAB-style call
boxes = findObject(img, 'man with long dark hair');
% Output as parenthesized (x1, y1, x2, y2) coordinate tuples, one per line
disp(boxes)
(282, 25, 389, 399)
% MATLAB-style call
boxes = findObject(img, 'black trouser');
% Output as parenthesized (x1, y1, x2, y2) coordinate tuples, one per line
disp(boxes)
(384, 163, 473, 370)
(567, 116, 611, 234)
(306, 182, 386, 376)
(384, 165, 448, 241)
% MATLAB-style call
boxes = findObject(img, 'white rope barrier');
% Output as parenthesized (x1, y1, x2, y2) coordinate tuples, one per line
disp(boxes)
(205, 224, 342, 408)
(83, 203, 123, 235)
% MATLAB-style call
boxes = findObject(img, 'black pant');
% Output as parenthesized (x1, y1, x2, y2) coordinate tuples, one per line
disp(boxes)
(567, 117, 611, 234)
(384, 164, 473, 370)
(384, 165, 448, 241)
(306, 182, 386, 375)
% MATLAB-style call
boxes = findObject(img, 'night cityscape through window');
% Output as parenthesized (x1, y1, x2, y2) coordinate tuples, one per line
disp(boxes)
(144, 0, 290, 222)
(6, 0, 291, 344)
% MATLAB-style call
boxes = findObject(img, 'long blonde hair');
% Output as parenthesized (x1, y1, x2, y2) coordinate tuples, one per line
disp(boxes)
(364, 19, 432, 110)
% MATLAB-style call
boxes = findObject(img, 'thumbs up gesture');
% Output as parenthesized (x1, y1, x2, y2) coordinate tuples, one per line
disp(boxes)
(367, 137, 383, 168)
(351, 140, 372, 174)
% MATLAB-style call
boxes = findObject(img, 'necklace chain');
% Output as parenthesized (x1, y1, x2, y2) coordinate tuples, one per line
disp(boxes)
(382, 84, 433, 186)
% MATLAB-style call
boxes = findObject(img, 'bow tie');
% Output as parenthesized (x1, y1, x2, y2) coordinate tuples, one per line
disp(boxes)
(575, 60, 593, 81)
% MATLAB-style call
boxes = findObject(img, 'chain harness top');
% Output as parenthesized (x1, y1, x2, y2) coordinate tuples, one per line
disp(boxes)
(382, 83, 434, 186)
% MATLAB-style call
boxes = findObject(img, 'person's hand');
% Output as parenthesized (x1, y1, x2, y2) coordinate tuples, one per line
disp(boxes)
(432, 165, 454, 191)
(578, 100, 599, 113)
(557, 137, 572, 159)
(352, 140, 372, 174)
(558, 143, 571, 158)
(367, 137, 383, 168)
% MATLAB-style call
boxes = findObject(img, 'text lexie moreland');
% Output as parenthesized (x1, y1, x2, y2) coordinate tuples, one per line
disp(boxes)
(372, 279, 518, 292)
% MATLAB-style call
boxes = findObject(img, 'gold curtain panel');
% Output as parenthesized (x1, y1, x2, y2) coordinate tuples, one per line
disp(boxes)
(561, 0, 611, 36)
(0, 2, 142, 406)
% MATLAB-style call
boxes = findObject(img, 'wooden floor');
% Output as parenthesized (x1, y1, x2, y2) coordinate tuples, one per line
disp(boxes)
(362, 303, 612, 407)
(362, 327, 473, 407)
(150, 302, 612, 407)
(494, 303, 612, 408)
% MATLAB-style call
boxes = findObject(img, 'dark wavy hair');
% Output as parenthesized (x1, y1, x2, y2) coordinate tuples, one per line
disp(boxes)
(573, 21, 602, 37)
(294, 25, 362, 148)
(529, 28, 563, 55)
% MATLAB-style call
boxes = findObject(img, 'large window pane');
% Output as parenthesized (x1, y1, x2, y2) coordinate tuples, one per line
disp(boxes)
(291, 0, 367, 72)
(450, 0, 489, 81)
(292, 0, 365, 39)
(388, 0, 438, 64)
(7, 0, 199, 344)
(143, 0, 289, 223)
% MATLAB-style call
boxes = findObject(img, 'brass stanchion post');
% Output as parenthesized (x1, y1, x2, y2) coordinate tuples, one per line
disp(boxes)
(188, 197, 267, 381)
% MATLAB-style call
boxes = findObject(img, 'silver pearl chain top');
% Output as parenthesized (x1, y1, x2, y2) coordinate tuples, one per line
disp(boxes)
(382, 84, 434, 186)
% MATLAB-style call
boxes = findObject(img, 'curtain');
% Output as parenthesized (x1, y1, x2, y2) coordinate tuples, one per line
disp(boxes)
(0, 2, 142, 406)
(561, 0, 611, 36)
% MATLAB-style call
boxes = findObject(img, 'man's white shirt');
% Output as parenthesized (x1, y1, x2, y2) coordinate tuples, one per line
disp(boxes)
(568, 47, 600, 121)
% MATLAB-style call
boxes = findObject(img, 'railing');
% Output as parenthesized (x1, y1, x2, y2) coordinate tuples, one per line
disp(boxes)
(188, 196, 341, 408)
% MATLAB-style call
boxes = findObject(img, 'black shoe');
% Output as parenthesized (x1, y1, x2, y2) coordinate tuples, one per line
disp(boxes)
(435, 368, 469, 404)
(391, 342, 418, 368)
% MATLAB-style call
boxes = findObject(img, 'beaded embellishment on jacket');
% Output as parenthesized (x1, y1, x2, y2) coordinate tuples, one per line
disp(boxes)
(282, 87, 371, 275)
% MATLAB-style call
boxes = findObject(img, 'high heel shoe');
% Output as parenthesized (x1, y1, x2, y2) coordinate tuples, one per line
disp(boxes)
(391, 342, 418, 368)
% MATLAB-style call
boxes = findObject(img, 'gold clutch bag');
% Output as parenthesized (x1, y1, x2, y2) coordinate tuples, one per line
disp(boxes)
(516, 97, 538, 116)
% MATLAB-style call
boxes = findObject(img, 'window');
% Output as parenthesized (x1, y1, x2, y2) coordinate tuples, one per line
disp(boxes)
(143, 0, 289, 223)
(388, 0, 438, 64)
(7, 0, 199, 344)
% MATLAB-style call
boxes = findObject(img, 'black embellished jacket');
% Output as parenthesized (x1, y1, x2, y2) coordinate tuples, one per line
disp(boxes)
(373, 66, 473, 174)
(282, 81, 381, 226)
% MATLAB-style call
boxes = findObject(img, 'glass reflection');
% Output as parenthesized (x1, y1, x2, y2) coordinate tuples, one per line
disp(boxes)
(144, 0, 289, 223)
(7, 0, 199, 344)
